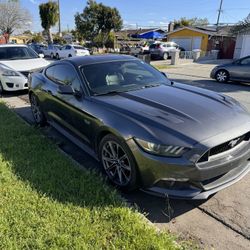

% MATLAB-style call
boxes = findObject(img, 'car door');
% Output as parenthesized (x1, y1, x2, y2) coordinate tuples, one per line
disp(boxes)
(44, 63, 94, 145)
(237, 57, 250, 82)
(58, 46, 66, 58)
(229, 56, 250, 81)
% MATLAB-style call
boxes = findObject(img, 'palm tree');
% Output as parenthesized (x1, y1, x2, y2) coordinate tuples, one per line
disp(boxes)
(39, 1, 59, 43)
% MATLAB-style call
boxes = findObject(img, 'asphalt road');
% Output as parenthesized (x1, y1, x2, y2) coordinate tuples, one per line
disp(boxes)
(1, 60, 250, 249)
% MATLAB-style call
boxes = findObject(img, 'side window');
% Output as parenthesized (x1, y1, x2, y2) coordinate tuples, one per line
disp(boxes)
(240, 57, 250, 65)
(53, 64, 81, 92)
(65, 45, 71, 50)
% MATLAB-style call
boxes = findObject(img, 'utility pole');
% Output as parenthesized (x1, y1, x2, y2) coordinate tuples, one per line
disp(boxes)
(216, 0, 223, 30)
(57, 0, 62, 37)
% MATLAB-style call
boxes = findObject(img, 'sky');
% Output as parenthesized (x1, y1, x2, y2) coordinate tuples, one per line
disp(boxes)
(21, 0, 250, 32)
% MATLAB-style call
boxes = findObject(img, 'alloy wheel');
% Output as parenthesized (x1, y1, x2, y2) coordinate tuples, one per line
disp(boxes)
(102, 140, 132, 186)
(30, 94, 42, 123)
(216, 70, 228, 82)
(50, 53, 54, 59)
(163, 53, 168, 60)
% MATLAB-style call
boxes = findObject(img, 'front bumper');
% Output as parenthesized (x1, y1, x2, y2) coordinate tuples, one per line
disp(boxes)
(1, 75, 28, 91)
(127, 129, 250, 199)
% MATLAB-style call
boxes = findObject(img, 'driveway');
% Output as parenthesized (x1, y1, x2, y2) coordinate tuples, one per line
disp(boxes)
(1, 60, 250, 249)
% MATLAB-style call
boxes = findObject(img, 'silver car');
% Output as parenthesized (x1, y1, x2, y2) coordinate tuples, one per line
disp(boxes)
(211, 56, 250, 83)
(149, 42, 178, 60)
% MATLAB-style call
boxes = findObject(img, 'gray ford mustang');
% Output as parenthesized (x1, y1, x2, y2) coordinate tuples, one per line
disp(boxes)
(29, 55, 250, 199)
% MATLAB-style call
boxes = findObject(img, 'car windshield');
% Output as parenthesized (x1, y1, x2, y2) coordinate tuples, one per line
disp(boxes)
(81, 59, 170, 95)
(0, 46, 39, 60)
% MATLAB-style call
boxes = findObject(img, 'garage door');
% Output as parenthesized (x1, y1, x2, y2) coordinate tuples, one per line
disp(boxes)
(170, 37, 202, 51)
(170, 38, 192, 51)
(193, 37, 202, 50)
(241, 35, 250, 57)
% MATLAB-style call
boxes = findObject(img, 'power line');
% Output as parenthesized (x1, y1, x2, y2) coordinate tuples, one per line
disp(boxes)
(216, 0, 224, 30)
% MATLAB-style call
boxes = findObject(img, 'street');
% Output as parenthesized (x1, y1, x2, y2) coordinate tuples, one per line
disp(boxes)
(1, 60, 250, 250)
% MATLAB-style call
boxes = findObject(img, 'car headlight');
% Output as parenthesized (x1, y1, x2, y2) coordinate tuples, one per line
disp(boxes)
(134, 138, 188, 157)
(2, 70, 20, 77)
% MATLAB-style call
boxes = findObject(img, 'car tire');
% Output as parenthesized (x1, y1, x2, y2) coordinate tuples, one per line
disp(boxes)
(50, 53, 54, 59)
(163, 52, 169, 60)
(215, 70, 229, 83)
(56, 53, 60, 60)
(99, 134, 138, 191)
(30, 93, 46, 126)
(0, 81, 4, 95)
(68, 54, 72, 57)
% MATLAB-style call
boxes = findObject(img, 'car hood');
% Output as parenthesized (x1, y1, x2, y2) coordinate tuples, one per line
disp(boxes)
(94, 84, 250, 144)
(0, 58, 50, 71)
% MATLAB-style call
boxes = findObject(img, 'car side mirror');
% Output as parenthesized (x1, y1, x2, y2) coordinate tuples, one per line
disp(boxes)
(58, 85, 75, 95)
(58, 85, 82, 97)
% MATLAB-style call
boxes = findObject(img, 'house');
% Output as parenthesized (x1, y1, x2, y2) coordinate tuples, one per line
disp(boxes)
(10, 34, 31, 44)
(233, 27, 250, 59)
(0, 35, 6, 44)
(167, 26, 236, 59)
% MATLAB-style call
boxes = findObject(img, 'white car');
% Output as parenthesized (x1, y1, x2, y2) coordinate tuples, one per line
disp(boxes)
(42, 44, 62, 58)
(0, 44, 50, 93)
(56, 44, 90, 59)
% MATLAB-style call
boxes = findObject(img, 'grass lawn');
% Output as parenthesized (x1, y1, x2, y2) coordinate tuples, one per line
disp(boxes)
(0, 103, 185, 249)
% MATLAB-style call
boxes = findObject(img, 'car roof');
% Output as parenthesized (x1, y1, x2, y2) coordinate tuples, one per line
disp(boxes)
(0, 44, 28, 48)
(61, 54, 138, 67)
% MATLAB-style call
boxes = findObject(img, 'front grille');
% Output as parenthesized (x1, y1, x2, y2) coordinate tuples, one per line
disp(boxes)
(198, 132, 250, 163)
(6, 82, 14, 88)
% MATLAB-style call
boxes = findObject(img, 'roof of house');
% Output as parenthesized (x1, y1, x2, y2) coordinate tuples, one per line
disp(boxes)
(115, 28, 166, 39)
(167, 26, 235, 37)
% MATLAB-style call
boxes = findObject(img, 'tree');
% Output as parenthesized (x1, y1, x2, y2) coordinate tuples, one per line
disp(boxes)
(75, 0, 122, 47)
(39, 1, 59, 44)
(32, 34, 44, 43)
(173, 17, 209, 29)
(231, 14, 250, 35)
(94, 32, 115, 48)
(0, 0, 31, 43)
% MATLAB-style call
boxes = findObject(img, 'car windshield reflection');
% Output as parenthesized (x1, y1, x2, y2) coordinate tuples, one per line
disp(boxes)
(81, 60, 170, 95)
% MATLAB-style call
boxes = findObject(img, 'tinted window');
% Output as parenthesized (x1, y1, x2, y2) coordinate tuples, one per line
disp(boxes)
(46, 64, 81, 92)
(81, 60, 170, 95)
(65, 45, 72, 50)
(0, 46, 39, 60)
